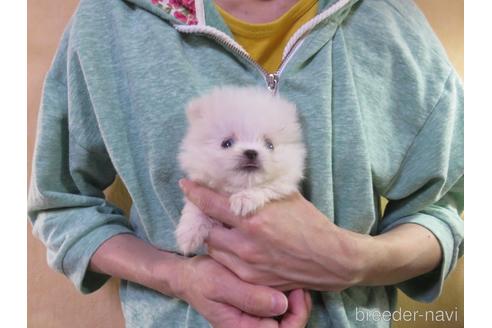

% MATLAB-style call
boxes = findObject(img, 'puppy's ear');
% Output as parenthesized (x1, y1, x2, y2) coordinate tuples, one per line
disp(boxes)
(280, 100, 298, 123)
(287, 104, 297, 118)
(185, 98, 203, 122)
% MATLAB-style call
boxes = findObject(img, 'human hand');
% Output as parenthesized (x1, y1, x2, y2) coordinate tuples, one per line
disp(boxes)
(169, 255, 311, 328)
(90, 235, 311, 327)
(179, 179, 374, 292)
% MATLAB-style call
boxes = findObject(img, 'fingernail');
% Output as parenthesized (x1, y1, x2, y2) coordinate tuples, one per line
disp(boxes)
(272, 293, 288, 315)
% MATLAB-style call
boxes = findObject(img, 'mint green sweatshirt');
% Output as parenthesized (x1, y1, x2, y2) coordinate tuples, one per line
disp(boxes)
(28, 0, 464, 327)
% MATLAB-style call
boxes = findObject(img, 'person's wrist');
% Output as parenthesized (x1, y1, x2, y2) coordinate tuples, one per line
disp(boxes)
(354, 224, 443, 286)
(146, 251, 187, 298)
(351, 231, 387, 286)
(165, 256, 203, 304)
(168, 255, 191, 300)
(328, 227, 381, 288)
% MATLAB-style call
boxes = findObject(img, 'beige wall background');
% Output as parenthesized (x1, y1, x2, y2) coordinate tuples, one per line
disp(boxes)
(27, 1, 464, 327)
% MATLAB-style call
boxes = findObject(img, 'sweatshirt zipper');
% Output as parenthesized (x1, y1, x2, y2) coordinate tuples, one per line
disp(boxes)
(175, 0, 351, 94)
(175, 25, 290, 94)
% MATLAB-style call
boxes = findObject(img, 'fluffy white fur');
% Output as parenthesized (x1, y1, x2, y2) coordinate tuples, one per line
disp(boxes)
(176, 86, 306, 255)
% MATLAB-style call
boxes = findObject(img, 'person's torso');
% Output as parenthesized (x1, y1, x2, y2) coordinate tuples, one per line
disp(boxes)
(64, 0, 454, 326)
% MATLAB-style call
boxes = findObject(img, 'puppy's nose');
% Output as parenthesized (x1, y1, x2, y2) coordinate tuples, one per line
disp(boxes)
(243, 150, 258, 160)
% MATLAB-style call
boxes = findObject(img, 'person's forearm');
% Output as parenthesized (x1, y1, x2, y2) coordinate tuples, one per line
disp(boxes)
(359, 223, 442, 286)
(91, 234, 293, 323)
(90, 234, 184, 297)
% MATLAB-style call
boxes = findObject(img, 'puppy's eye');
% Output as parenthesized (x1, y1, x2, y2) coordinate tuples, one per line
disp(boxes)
(265, 139, 274, 150)
(221, 138, 234, 149)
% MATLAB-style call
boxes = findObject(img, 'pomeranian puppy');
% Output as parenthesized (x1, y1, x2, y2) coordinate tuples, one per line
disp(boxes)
(176, 86, 306, 255)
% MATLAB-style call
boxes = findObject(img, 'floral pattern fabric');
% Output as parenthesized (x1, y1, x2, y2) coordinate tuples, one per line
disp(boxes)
(152, 0, 198, 25)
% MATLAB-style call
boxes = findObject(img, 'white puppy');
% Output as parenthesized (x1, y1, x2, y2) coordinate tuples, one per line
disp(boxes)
(176, 86, 306, 255)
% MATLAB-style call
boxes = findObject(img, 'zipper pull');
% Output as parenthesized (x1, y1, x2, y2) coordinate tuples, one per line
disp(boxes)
(266, 73, 279, 94)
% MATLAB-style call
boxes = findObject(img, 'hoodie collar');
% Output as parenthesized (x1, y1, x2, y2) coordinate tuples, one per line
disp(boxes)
(125, 0, 359, 28)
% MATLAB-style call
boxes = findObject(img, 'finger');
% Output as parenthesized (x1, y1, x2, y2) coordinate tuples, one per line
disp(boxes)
(212, 303, 279, 328)
(214, 274, 288, 317)
(286, 289, 308, 317)
(209, 245, 244, 270)
(208, 246, 246, 274)
(179, 179, 241, 227)
(234, 315, 279, 328)
(279, 289, 310, 328)
(207, 226, 249, 253)
(304, 291, 312, 313)
(209, 246, 289, 286)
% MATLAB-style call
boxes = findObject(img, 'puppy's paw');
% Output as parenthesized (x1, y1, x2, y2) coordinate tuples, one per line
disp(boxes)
(175, 215, 214, 255)
(176, 233, 203, 256)
(229, 191, 265, 216)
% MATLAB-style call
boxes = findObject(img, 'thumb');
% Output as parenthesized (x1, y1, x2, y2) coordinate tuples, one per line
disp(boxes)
(280, 289, 311, 328)
(216, 277, 288, 317)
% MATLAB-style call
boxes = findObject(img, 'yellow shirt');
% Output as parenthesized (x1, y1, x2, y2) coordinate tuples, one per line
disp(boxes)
(215, 0, 318, 73)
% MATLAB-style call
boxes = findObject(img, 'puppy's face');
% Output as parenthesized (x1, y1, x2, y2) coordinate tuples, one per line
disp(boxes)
(179, 87, 305, 191)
